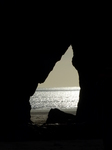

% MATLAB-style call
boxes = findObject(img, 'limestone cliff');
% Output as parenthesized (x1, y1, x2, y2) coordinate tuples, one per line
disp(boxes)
(1, 1, 112, 148)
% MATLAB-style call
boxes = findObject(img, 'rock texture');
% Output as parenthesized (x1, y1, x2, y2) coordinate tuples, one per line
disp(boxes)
(46, 108, 76, 124)
(1, 1, 112, 149)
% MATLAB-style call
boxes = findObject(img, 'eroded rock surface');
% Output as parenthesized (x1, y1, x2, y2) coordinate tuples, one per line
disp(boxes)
(1, 1, 112, 149)
(46, 108, 76, 124)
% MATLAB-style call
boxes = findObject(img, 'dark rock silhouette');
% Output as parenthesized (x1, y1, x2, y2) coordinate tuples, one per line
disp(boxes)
(0, 1, 112, 149)
(46, 108, 76, 124)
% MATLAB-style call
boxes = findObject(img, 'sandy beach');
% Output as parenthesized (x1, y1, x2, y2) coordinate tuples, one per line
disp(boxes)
(30, 108, 77, 126)
(30, 109, 49, 126)
(30, 109, 104, 150)
(0, 109, 104, 149)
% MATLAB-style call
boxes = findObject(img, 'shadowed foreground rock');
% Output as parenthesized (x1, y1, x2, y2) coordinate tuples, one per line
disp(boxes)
(0, 1, 112, 149)
(46, 108, 76, 124)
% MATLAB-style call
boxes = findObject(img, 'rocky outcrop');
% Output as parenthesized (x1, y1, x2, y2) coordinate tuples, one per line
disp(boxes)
(1, 1, 112, 149)
(46, 108, 76, 124)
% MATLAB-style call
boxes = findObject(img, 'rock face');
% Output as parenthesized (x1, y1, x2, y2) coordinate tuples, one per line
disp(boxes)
(1, 1, 112, 148)
(46, 108, 76, 124)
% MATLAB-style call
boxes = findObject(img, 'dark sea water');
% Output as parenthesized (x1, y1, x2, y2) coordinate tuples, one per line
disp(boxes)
(30, 87, 80, 111)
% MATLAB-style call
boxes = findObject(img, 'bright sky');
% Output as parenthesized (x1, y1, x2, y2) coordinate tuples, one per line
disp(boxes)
(38, 46, 79, 88)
